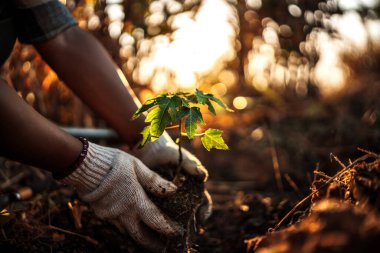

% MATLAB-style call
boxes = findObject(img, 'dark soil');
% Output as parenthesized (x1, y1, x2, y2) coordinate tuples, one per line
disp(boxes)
(1, 155, 380, 253)
(150, 164, 205, 253)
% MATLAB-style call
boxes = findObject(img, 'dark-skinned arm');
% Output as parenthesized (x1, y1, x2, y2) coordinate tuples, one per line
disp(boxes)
(34, 26, 146, 147)
(0, 79, 82, 175)
(33, 26, 208, 180)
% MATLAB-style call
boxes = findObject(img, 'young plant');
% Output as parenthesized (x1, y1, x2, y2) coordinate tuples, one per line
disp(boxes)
(132, 89, 232, 174)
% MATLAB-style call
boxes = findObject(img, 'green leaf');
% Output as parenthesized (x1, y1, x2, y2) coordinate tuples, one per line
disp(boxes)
(176, 107, 190, 122)
(195, 89, 233, 112)
(145, 107, 160, 122)
(139, 125, 151, 147)
(186, 94, 198, 103)
(195, 89, 211, 104)
(210, 96, 234, 112)
(168, 100, 177, 121)
(145, 106, 171, 140)
(194, 106, 205, 125)
(132, 99, 157, 119)
(185, 107, 202, 138)
(206, 100, 216, 115)
(171, 95, 183, 107)
(181, 97, 190, 107)
(201, 129, 229, 151)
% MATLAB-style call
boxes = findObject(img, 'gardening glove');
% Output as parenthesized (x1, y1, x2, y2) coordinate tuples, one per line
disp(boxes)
(131, 131, 209, 181)
(60, 141, 182, 252)
(131, 132, 213, 222)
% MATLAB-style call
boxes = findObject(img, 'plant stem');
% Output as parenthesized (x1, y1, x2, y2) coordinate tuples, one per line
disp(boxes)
(175, 119, 183, 176)
(181, 132, 205, 137)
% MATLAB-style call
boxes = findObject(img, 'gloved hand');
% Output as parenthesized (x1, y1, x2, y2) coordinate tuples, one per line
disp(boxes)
(131, 132, 212, 222)
(60, 141, 182, 252)
(131, 131, 208, 181)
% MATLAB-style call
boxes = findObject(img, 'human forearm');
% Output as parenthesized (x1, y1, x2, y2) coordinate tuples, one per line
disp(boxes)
(0, 79, 82, 175)
(34, 26, 146, 146)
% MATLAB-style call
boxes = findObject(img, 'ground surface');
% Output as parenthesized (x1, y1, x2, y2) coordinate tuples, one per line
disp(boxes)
(1, 153, 380, 253)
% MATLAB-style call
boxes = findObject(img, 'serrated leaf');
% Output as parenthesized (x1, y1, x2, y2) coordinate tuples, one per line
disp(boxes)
(206, 100, 216, 115)
(151, 111, 171, 140)
(185, 107, 202, 138)
(195, 89, 233, 112)
(139, 125, 151, 147)
(181, 98, 190, 108)
(171, 95, 183, 107)
(195, 89, 212, 104)
(133, 99, 157, 119)
(186, 94, 198, 104)
(168, 100, 177, 121)
(176, 107, 190, 122)
(201, 129, 229, 151)
(145, 105, 171, 140)
(145, 107, 160, 122)
(194, 106, 205, 125)
(209, 96, 234, 112)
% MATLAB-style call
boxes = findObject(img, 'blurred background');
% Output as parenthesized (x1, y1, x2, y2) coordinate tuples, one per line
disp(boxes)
(1, 0, 380, 191)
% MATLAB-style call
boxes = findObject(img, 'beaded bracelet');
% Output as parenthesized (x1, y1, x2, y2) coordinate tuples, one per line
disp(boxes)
(53, 137, 89, 180)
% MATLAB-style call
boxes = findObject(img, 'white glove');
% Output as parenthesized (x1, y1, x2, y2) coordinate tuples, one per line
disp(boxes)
(60, 141, 182, 252)
(131, 132, 208, 181)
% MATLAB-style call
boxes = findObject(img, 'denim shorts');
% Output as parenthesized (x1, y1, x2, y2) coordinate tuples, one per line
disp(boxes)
(0, 0, 78, 44)
(13, 0, 78, 44)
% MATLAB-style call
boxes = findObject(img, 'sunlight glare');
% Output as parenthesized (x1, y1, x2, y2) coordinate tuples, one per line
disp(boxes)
(136, 0, 238, 92)
(331, 11, 368, 51)
(338, 0, 379, 10)
(246, 0, 262, 10)
(313, 32, 347, 96)
(366, 19, 380, 49)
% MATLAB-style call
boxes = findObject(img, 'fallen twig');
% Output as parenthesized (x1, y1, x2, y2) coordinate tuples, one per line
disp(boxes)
(264, 127, 284, 196)
(357, 147, 380, 158)
(272, 153, 370, 231)
(46, 225, 98, 245)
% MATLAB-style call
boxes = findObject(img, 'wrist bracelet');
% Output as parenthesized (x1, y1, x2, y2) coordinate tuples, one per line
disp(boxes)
(53, 137, 89, 180)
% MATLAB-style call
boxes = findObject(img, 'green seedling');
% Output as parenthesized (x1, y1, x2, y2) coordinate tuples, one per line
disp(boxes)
(133, 89, 232, 175)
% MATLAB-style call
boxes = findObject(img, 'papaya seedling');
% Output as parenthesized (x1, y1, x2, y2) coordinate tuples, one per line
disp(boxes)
(133, 89, 232, 175)
(133, 89, 232, 252)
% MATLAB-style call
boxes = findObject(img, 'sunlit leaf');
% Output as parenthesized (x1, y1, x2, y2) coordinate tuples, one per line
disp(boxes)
(134, 89, 233, 150)
(201, 129, 229, 151)
(145, 107, 160, 122)
(209, 96, 234, 112)
(146, 100, 172, 140)
(195, 89, 233, 112)
(132, 99, 157, 119)
(195, 89, 212, 104)
(139, 125, 151, 147)
(185, 107, 202, 138)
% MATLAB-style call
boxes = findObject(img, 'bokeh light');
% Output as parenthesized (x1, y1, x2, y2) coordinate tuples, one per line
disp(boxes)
(233, 96, 248, 110)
